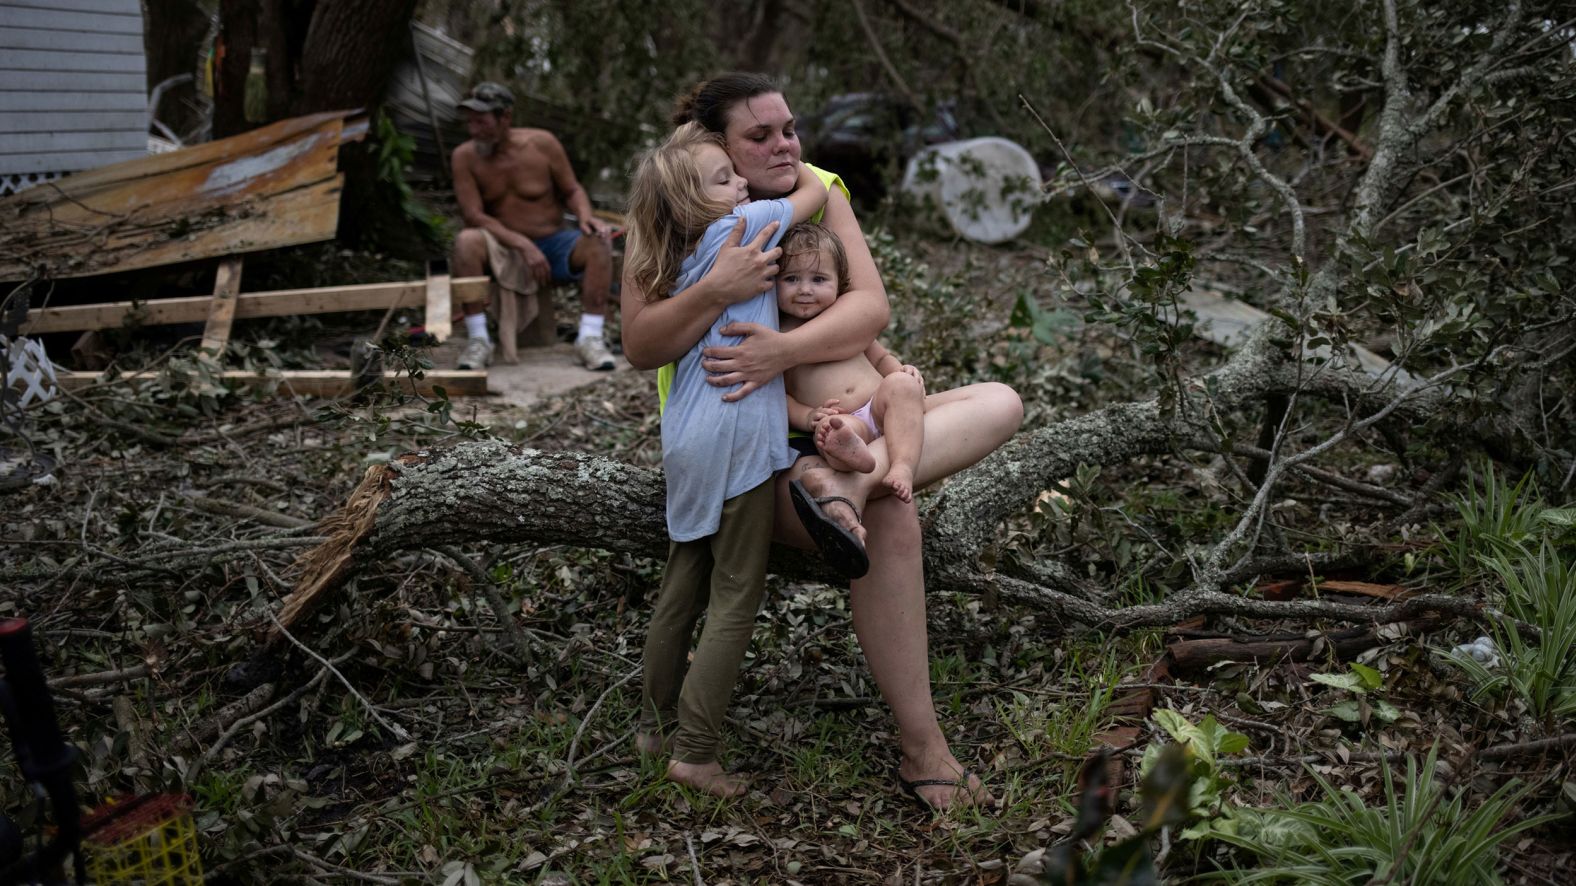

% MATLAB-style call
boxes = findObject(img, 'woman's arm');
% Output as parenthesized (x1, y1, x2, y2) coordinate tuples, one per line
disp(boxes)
(619, 219, 784, 369)
(703, 188, 891, 399)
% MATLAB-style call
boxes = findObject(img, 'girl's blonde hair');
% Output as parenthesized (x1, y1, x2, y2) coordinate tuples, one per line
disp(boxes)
(625, 123, 736, 301)
(779, 223, 850, 295)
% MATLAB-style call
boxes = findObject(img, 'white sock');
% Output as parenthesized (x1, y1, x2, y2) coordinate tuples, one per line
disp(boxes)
(577, 313, 604, 342)
(465, 313, 491, 343)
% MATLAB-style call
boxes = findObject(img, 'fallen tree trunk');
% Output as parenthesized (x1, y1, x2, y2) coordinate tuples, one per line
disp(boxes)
(272, 345, 1475, 647)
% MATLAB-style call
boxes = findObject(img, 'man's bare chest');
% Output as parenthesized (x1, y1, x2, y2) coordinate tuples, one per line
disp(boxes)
(476, 149, 553, 204)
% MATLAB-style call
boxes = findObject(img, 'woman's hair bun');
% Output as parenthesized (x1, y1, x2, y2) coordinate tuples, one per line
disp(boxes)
(671, 86, 702, 127)
(669, 73, 780, 134)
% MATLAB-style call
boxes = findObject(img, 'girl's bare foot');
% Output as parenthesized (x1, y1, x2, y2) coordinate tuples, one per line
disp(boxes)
(882, 464, 915, 503)
(666, 760, 748, 798)
(814, 417, 876, 474)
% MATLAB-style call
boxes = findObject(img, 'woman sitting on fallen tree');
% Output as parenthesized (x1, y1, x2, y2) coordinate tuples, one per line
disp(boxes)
(620, 73, 1023, 810)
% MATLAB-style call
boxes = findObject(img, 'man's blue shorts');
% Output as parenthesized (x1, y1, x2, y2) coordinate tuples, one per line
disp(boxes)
(534, 228, 582, 284)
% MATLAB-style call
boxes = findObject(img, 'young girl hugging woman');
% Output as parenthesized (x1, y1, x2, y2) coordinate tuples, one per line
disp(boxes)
(625, 123, 828, 797)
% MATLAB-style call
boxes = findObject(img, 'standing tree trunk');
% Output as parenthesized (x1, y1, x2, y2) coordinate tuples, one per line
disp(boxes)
(212, 0, 421, 246)
(293, 0, 419, 116)
(213, 0, 417, 135)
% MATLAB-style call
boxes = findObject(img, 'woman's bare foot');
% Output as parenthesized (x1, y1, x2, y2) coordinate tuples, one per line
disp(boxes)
(814, 417, 876, 474)
(897, 755, 993, 811)
(882, 464, 915, 503)
(634, 732, 669, 756)
(667, 760, 749, 798)
(797, 466, 869, 547)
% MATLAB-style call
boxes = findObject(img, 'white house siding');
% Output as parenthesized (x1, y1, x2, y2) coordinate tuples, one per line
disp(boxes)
(0, 0, 147, 192)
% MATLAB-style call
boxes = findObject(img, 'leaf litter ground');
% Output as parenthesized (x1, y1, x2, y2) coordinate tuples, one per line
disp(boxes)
(2, 233, 1571, 884)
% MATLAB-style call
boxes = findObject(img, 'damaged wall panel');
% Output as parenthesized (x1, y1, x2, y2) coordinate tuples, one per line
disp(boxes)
(0, 0, 149, 187)
(0, 110, 365, 282)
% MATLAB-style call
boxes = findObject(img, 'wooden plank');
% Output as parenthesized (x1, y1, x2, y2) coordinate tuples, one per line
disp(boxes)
(0, 90, 146, 112)
(0, 6, 142, 34)
(1, 48, 145, 74)
(1, 111, 148, 133)
(4, 126, 339, 228)
(0, 112, 362, 281)
(0, 130, 147, 154)
(57, 369, 490, 398)
(424, 273, 453, 343)
(0, 26, 144, 53)
(2, 168, 343, 281)
(21, 277, 492, 334)
(200, 257, 245, 354)
(0, 71, 144, 91)
(4, 111, 346, 202)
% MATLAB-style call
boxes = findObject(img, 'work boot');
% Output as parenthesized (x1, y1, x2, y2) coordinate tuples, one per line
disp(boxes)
(575, 336, 615, 371)
(457, 337, 494, 370)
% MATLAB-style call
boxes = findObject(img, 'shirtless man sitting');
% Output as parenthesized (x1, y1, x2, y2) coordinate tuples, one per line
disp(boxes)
(451, 82, 616, 371)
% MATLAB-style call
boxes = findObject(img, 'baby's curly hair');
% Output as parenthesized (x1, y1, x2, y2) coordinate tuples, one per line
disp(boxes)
(779, 223, 850, 295)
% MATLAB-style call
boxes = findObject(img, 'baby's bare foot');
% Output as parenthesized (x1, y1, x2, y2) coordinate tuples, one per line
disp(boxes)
(815, 417, 876, 474)
(666, 760, 748, 798)
(883, 464, 915, 503)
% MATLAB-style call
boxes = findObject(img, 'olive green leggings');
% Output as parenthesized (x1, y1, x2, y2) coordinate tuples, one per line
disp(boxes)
(641, 481, 775, 764)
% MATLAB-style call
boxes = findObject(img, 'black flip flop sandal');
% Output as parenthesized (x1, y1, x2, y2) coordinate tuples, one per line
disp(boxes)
(788, 478, 870, 580)
(895, 766, 979, 811)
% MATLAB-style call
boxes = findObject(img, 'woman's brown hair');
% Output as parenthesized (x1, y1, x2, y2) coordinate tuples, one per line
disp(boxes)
(672, 73, 781, 134)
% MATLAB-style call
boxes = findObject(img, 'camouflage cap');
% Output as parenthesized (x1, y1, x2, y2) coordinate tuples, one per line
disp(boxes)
(459, 81, 515, 114)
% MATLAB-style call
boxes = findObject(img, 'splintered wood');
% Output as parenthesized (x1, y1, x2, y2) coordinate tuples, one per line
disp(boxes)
(0, 111, 364, 281)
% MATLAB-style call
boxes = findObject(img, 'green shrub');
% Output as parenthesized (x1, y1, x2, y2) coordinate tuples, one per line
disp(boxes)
(1450, 541, 1576, 726)
(1206, 748, 1556, 885)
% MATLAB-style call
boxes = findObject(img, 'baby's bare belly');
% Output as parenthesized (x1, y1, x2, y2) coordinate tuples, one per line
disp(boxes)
(788, 357, 884, 410)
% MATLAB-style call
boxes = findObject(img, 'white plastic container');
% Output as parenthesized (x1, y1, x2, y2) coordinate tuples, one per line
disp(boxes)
(900, 137, 1042, 244)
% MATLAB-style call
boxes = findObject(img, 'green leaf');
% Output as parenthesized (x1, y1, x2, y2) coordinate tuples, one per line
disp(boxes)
(1311, 671, 1367, 693)
(1349, 662, 1384, 691)
(1325, 699, 1363, 722)
(1538, 508, 1576, 528)
(1152, 708, 1190, 743)
(1217, 731, 1251, 756)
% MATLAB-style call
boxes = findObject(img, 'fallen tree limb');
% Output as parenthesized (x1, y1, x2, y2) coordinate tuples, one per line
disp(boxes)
(1478, 733, 1576, 760)
(270, 338, 1480, 648)
(50, 663, 150, 689)
(979, 573, 1486, 633)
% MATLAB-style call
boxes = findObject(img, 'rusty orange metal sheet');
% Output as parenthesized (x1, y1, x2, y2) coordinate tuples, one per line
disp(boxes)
(0, 111, 365, 282)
